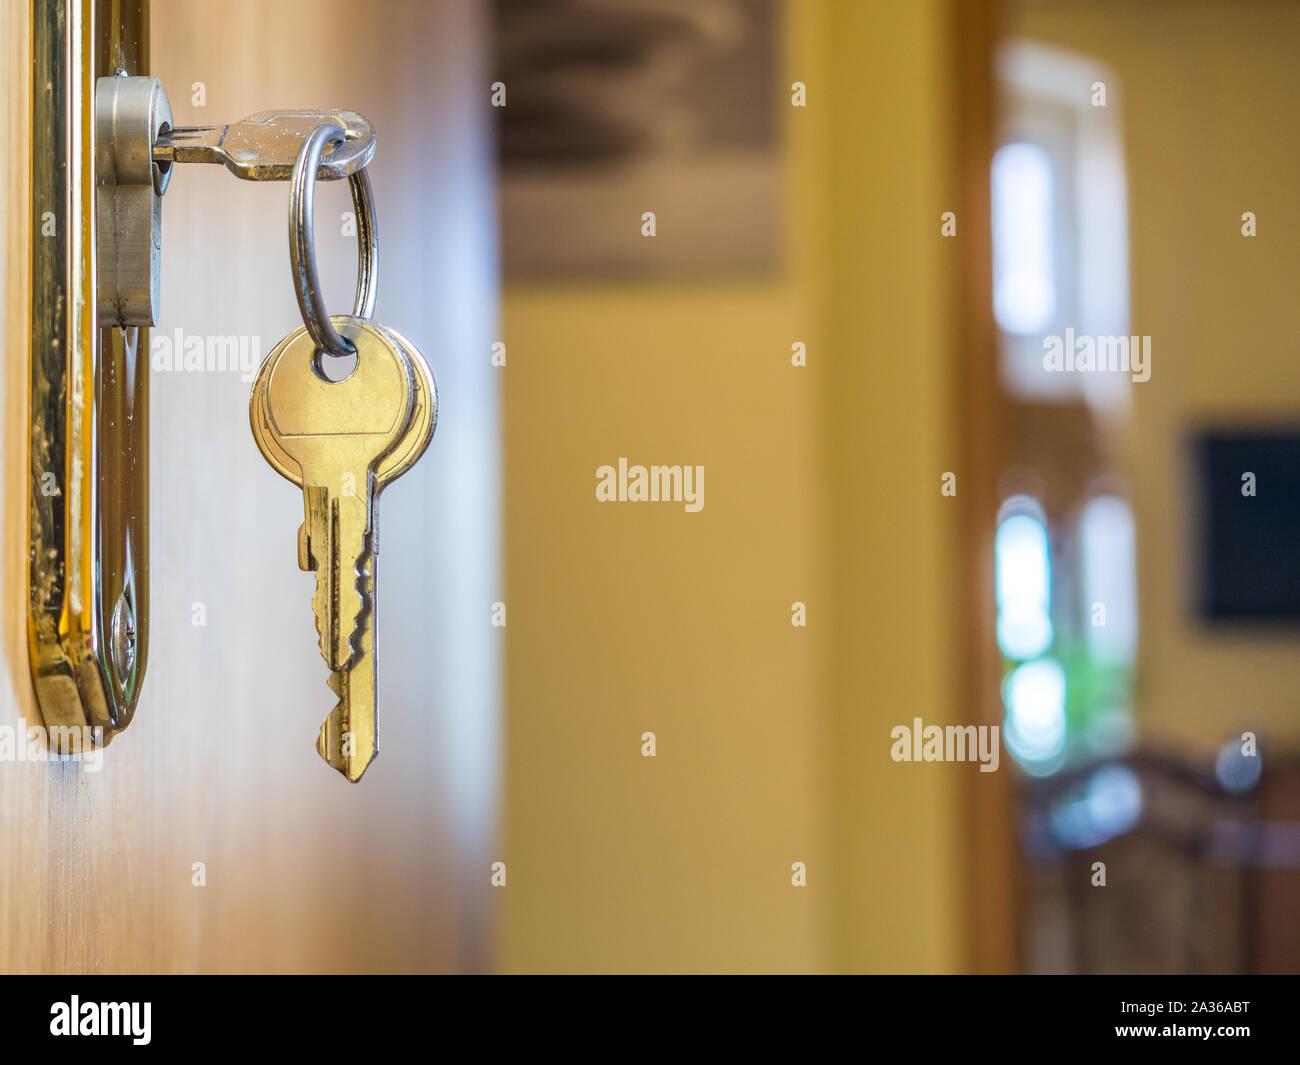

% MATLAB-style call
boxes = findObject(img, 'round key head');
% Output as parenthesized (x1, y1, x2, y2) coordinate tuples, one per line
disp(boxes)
(252, 320, 435, 491)
(366, 322, 437, 489)
(250, 317, 415, 488)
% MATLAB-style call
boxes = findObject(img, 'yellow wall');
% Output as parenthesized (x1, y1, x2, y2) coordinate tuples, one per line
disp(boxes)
(821, 0, 963, 975)
(1010, 1, 1300, 750)
(500, 0, 962, 973)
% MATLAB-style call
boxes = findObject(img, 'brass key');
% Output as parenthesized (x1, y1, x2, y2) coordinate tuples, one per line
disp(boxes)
(251, 317, 435, 781)
(248, 116, 437, 782)
(252, 317, 410, 670)
(315, 323, 435, 779)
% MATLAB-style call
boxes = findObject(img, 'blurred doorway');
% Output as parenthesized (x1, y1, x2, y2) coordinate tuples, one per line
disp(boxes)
(975, 0, 1300, 974)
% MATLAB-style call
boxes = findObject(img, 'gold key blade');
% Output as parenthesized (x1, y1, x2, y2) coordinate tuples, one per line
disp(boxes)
(314, 325, 435, 782)
(302, 482, 371, 670)
(318, 535, 379, 782)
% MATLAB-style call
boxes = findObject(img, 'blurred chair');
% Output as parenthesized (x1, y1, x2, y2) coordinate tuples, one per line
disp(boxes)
(1022, 751, 1300, 973)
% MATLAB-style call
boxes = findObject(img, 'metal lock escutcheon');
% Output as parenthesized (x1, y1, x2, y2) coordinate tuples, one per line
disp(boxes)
(29, 0, 153, 748)
(95, 74, 172, 327)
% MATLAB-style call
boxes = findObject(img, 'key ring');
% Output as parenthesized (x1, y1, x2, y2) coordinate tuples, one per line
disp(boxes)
(289, 122, 379, 357)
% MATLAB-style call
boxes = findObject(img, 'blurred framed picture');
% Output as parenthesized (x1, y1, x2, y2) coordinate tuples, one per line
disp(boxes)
(493, 0, 780, 277)
(1193, 430, 1300, 623)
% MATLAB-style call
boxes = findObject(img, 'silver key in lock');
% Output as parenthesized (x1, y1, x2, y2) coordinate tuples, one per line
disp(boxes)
(153, 108, 375, 181)
(95, 75, 376, 327)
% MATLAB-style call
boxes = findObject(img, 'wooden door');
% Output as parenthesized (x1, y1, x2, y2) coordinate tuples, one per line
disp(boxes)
(0, 0, 498, 973)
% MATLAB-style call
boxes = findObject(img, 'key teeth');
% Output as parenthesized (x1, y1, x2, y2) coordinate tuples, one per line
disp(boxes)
(316, 541, 377, 784)
(343, 538, 374, 663)
(338, 540, 373, 667)
(317, 669, 375, 783)
(313, 529, 371, 672)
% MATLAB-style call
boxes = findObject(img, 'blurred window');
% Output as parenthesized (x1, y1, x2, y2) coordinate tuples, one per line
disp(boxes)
(1004, 656, 1068, 774)
(1080, 494, 1137, 665)
(996, 499, 1054, 660)
(992, 43, 1138, 780)
(993, 40, 1129, 411)
(992, 143, 1056, 336)
(997, 490, 1139, 773)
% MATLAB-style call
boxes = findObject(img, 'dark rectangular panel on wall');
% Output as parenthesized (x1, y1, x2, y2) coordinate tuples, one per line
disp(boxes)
(1194, 429, 1300, 622)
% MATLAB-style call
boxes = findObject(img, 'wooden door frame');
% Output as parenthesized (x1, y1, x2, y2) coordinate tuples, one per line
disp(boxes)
(951, 0, 1021, 973)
